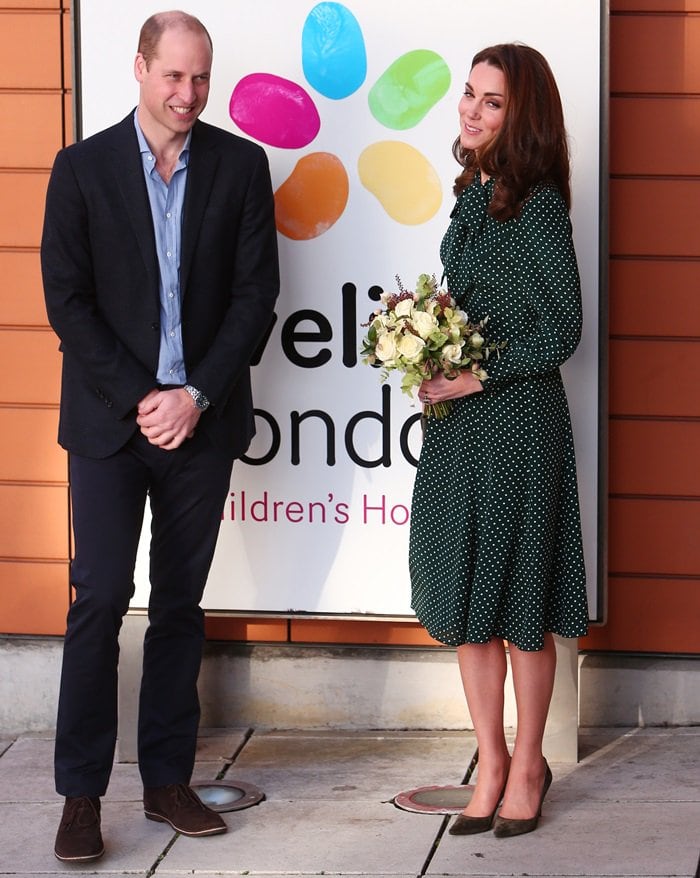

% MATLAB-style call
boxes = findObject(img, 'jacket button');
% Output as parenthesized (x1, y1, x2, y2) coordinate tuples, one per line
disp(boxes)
(151, 322, 160, 331)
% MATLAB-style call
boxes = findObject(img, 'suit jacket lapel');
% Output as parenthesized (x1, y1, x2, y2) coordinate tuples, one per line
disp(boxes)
(181, 122, 219, 298)
(109, 115, 159, 286)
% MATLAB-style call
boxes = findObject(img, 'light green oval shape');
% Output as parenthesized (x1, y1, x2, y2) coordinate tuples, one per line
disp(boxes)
(368, 49, 451, 130)
(358, 141, 442, 225)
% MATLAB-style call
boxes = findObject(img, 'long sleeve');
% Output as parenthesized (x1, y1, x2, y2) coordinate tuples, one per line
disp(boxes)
(481, 186, 582, 386)
(41, 146, 158, 420)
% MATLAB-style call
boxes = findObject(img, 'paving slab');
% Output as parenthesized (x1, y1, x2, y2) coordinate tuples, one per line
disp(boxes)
(430, 800, 700, 877)
(193, 728, 250, 765)
(0, 730, 248, 805)
(0, 801, 169, 874)
(1, 727, 698, 878)
(554, 727, 700, 803)
(114, 728, 249, 768)
(226, 730, 476, 801)
(159, 799, 443, 873)
(0, 736, 56, 803)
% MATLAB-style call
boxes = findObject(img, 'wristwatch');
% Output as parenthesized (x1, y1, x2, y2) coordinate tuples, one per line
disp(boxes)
(183, 384, 210, 411)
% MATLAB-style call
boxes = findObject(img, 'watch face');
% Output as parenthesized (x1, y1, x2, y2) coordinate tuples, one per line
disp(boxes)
(185, 385, 208, 409)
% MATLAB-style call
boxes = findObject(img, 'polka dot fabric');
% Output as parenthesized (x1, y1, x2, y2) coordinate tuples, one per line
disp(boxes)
(409, 174, 589, 651)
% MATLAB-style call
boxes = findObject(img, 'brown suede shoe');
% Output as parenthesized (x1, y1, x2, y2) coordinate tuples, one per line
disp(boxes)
(143, 783, 227, 836)
(54, 796, 104, 862)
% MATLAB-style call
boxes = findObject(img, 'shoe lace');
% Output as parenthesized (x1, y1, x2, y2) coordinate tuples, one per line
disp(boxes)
(172, 783, 208, 811)
(62, 796, 100, 829)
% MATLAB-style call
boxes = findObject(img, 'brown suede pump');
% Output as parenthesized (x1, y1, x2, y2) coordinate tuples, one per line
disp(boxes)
(492, 760, 553, 838)
(448, 780, 508, 835)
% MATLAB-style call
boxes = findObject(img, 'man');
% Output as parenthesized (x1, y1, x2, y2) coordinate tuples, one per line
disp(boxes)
(41, 11, 279, 862)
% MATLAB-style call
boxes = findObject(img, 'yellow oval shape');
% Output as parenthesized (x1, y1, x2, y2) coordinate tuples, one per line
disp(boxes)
(275, 152, 349, 240)
(357, 141, 442, 225)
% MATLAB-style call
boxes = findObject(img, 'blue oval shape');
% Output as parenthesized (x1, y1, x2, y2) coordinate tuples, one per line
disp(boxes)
(302, 2, 367, 100)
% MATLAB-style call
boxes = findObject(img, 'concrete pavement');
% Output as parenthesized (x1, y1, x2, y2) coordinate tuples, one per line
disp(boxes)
(0, 726, 698, 877)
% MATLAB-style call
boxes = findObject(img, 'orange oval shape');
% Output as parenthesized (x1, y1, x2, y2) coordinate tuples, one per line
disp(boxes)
(275, 152, 349, 240)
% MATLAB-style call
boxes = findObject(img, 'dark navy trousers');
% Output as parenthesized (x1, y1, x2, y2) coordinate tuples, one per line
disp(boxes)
(54, 428, 234, 797)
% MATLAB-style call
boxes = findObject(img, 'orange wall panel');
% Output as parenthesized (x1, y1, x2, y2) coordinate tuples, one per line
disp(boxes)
(0, 1, 699, 656)
(609, 339, 700, 418)
(0, 251, 50, 326)
(609, 260, 700, 337)
(609, 419, 700, 496)
(62, 8, 72, 93)
(580, 575, 700, 654)
(4, 1, 61, 7)
(0, 12, 62, 90)
(0, 483, 69, 560)
(611, 14, 700, 93)
(0, 173, 50, 248)
(610, 97, 700, 176)
(612, 1, 700, 9)
(0, 407, 65, 483)
(609, 497, 700, 577)
(204, 616, 289, 642)
(290, 618, 442, 647)
(0, 330, 61, 406)
(0, 94, 64, 169)
(64, 93, 74, 145)
(0, 560, 68, 636)
(610, 179, 700, 258)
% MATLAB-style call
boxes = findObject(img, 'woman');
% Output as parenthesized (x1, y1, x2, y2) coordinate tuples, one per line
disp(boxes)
(408, 43, 589, 838)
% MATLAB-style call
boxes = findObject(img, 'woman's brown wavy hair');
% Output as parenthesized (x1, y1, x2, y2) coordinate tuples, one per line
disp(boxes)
(452, 43, 571, 221)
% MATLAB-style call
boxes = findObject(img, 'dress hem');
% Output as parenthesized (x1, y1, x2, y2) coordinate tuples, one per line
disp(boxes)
(415, 623, 588, 652)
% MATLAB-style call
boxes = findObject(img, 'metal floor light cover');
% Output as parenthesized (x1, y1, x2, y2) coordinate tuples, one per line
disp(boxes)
(191, 780, 265, 812)
(393, 783, 475, 814)
(393, 747, 479, 814)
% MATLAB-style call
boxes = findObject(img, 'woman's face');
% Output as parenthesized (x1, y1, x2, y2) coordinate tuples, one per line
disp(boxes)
(458, 61, 506, 156)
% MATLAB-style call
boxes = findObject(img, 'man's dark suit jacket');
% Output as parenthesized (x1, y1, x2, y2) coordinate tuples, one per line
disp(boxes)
(41, 112, 280, 460)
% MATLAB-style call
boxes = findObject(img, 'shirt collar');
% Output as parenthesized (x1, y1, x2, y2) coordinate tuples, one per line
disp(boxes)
(133, 109, 191, 169)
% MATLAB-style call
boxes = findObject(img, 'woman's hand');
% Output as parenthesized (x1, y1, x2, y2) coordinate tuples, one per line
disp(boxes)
(419, 371, 483, 405)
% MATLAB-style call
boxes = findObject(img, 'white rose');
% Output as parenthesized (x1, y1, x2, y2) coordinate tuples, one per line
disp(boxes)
(469, 331, 485, 349)
(397, 333, 426, 362)
(442, 343, 463, 364)
(394, 298, 415, 318)
(411, 310, 438, 339)
(375, 332, 398, 362)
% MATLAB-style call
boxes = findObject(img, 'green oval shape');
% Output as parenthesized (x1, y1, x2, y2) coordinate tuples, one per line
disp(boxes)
(368, 49, 451, 130)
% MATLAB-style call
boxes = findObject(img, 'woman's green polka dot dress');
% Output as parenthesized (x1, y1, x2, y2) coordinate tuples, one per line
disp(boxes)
(409, 173, 589, 651)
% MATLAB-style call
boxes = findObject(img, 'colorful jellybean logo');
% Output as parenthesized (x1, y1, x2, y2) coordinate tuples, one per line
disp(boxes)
(228, 2, 450, 240)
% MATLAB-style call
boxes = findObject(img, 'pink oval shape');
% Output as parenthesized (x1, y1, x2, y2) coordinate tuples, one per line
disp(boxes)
(229, 73, 321, 149)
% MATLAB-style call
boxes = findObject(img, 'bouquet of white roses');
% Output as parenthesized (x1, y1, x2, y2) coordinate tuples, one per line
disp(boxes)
(361, 273, 504, 418)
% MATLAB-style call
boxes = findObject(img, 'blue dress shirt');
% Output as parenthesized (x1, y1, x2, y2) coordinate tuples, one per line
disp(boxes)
(134, 112, 190, 385)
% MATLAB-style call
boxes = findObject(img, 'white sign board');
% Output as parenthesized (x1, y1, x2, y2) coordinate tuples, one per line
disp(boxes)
(76, 0, 603, 619)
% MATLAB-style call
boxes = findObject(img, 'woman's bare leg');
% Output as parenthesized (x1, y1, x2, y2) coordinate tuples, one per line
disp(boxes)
(498, 633, 556, 819)
(456, 638, 511, 817)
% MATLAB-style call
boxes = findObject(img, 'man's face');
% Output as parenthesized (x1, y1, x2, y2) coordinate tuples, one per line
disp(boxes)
(134, 26, 212, 141)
